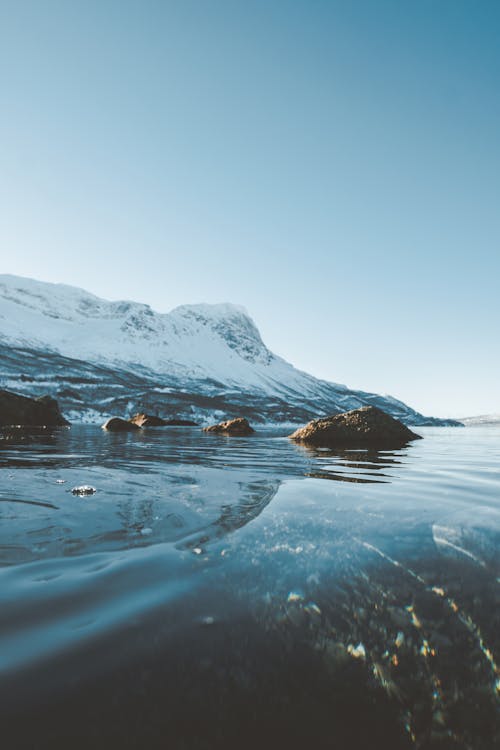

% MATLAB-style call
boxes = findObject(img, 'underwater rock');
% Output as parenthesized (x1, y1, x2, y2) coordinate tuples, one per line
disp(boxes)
(289, 406, 421, 449)
(71, 485, 97, 496)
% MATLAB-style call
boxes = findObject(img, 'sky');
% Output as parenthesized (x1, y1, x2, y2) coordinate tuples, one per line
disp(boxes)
(0, 0, 499, 418)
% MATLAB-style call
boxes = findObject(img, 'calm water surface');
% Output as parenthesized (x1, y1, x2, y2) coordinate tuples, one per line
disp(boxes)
(0, 425, 499, 749)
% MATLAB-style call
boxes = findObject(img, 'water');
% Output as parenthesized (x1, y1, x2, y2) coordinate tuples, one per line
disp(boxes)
(0, 425, 499, 749)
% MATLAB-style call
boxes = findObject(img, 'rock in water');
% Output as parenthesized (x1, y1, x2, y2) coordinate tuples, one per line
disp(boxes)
(71, 485, 97, 496)
(129, 414, 199, 427)
(203, 418, 255, 436)
(289, 406, 421, 449)
(0, 390, 69, 427)
(129, 413, 168, 427)
(102, 417, 141, 432)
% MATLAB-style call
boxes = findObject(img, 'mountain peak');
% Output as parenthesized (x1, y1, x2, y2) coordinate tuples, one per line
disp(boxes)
(0, 274, 272, 371)
(171, 302, 250, 319)
(170, 303, 271, 365)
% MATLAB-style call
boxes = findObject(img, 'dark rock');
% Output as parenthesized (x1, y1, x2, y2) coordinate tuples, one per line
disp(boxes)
(203, 417, 255, 436)
(0, 389, 69, 427)
(71, 485, 97, 496)
(102, 417, 141, 432)
(289, 406, 421, 449)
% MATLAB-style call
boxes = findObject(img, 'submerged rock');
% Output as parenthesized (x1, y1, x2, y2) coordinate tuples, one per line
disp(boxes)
(71, 485, 97, 496)
(0, 390, 69, 427)
(203, 417, 255, 436)
(289, 406, 421, 449)
(102, 417, 141, 432)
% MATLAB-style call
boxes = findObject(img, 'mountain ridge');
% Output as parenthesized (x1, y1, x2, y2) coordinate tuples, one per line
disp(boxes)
(0, 275, 461, 426)
(459, 414, 500, 425)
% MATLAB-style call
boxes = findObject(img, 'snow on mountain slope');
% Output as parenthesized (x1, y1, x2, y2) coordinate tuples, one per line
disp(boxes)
(460, 414, 500, 425)
(0, 275, 459, 425)
(0, 275, 312, 390)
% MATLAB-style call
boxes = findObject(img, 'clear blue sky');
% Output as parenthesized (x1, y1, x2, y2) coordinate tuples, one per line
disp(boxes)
(1, 0, 499, 418)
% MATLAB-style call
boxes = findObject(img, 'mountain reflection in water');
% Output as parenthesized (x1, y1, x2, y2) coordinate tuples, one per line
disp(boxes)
(0, 425, 499, 749)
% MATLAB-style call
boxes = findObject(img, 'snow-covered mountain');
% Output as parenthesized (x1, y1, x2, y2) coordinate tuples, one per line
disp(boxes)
(460, 414, 500, 426)
(0, 275, 459, 425)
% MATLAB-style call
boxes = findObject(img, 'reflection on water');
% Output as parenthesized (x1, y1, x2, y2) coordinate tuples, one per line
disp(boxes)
(0, 427, 411, 565)
(296, 444, 405, 483)
(0, 425, 499, 749)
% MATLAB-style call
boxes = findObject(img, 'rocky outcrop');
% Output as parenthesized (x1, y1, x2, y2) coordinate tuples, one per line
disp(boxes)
(0, 390, 69, 427)
(289, 406, 421, 449)
(102, 417, 141, 432)
(203, 417, 255, 436)
(129, 413, 199, 427)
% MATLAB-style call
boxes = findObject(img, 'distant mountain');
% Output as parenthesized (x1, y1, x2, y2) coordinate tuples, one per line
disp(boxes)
(0, 275, 461, 426)
(460, 414, 500, 425)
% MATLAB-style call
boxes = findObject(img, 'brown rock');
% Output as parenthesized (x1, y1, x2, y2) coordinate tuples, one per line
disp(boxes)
(102, 417, 141, 432)
(129, 414, 199, 427)
(289, 406, 421, 449)
(0, 390, 69, 427)
(203, 417, 255, 436)
(129, 413, 168, 427)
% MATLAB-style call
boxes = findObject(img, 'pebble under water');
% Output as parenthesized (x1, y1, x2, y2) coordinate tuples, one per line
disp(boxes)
(0, 425, 499, 749)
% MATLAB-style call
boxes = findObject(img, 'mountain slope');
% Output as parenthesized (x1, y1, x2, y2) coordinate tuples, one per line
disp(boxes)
(460, 414, 500, 425)
(0, 275, 458, 425)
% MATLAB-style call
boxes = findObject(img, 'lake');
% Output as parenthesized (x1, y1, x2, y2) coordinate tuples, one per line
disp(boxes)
(0, 425, 499, 749)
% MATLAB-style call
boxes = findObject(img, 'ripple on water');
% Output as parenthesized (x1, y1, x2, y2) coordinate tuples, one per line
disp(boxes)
(0, 425, 499, 747)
